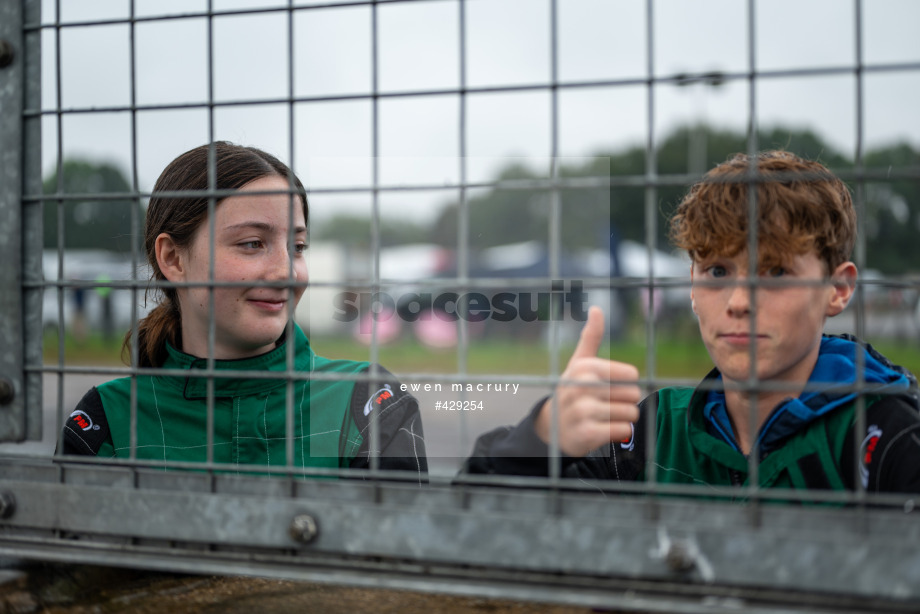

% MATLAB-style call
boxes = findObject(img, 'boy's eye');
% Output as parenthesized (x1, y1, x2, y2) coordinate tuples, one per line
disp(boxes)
(765, 266, 786, 277)
(707, 265, 727, 278)
(294, 243, 307, 255)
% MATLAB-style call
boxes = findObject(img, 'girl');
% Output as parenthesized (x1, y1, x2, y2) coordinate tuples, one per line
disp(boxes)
(61, 142, 427, 479)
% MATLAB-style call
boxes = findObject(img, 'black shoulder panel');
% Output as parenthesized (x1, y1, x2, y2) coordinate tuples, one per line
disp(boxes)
(61, 388, 111, 456)
(841, 395, 920, 493)
(347, 365, 428, 475)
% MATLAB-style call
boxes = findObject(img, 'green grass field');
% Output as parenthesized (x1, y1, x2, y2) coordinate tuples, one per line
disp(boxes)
(43, 330, 920, 383)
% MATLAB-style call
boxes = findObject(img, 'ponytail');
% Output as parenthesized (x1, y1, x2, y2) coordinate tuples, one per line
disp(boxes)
(122, 300, 181, 368)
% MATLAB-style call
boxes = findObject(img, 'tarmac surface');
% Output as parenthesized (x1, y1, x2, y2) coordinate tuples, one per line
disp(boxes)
(0, 563, 610, 614)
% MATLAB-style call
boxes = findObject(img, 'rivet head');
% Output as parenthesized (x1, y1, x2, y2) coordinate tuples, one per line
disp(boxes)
(0, 40, 14, 69)
(665, 541, 696, 573)
(0, 378, 14, 406)
(289, 514, 318, 544)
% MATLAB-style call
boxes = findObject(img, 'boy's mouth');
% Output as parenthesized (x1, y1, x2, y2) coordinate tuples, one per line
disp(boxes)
(719, 332, 767, 344)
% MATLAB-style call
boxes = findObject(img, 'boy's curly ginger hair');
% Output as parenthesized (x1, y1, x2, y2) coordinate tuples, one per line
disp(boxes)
(669, 150, 856, 274)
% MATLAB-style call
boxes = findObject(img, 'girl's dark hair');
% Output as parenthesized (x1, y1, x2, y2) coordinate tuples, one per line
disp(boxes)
(126, 141, 308, 367)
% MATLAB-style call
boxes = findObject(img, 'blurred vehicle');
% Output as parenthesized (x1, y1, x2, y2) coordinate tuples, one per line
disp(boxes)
(390, 241, 619, 346)
(300, 240, 694, 347)
(617, 239, 692, 320)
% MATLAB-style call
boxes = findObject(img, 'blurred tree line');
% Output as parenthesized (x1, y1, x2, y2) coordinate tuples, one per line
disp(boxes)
(42, 160, 142, 253)
(45, 126, 920, 274)
(419, 125, 920, 275)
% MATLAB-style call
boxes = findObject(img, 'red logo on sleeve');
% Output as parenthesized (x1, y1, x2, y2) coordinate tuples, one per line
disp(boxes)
(620, 423, 636, 452)
(69, 409, 99, 432)
(859, 424, 883, 489)
(363, 385, 394, 416)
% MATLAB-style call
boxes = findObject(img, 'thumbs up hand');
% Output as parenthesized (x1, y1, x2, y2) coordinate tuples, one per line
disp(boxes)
(534, 306, 641, 457)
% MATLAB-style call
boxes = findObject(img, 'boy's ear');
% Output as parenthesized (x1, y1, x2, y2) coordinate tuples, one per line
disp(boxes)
(155, 233, 186, 282)
(826, 261, 858, 317)
(689, 263, 697, 313)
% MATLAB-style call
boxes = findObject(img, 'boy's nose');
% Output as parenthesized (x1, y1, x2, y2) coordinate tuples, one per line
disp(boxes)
(726, 280, 753, 316)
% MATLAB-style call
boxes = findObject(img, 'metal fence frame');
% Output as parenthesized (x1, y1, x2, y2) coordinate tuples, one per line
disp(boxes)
(0, 0, 919, 611)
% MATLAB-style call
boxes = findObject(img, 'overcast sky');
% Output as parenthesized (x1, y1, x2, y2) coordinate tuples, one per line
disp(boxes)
(41, 0, 920, 223)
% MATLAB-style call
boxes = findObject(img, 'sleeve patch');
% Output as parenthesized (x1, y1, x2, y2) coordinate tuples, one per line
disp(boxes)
(363, 384, 397, 416)
(858, 424, 884, 490)
(61, 388, 111, 456)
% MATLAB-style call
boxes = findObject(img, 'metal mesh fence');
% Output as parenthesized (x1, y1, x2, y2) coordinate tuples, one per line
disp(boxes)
(0, 0, 919, 611)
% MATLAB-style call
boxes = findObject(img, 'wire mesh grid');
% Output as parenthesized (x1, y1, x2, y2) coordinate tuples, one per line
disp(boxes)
(1, 0, 920, 610)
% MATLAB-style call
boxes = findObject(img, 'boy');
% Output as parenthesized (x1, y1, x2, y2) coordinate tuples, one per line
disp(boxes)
(465, 151, 920, 493)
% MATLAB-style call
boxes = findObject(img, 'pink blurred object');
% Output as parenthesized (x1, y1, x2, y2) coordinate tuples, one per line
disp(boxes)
(413, 314, 458, 348)
(354, 308, 402, 345)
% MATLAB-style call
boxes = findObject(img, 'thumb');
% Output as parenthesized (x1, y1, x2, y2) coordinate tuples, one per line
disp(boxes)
(569, 305, 605, 361)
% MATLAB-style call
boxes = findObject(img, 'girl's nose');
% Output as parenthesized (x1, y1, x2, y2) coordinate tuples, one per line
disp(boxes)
(265, 247, 295, 280)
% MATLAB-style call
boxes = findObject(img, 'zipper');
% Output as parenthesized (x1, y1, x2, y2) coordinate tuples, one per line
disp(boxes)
(730, 469, 744, 487)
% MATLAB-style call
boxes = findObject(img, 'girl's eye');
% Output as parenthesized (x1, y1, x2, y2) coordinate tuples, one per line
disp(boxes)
(708, 265, 727, 278)
(294, 243, 307, 255)
(241, 240, 263, 250)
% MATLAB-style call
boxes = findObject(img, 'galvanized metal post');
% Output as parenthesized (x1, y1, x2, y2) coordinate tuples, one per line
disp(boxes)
(0, 0, 41, 442)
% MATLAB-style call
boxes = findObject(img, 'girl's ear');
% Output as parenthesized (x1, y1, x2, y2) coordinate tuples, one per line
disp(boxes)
(155, 233, 185, 282)
(826, 261, 858, 317)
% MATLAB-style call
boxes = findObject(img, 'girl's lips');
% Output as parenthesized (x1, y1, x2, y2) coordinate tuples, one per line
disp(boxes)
(248, 299, 286, 312)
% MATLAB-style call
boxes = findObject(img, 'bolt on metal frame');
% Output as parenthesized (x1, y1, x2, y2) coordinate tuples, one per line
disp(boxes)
(0, 0, 918, 611)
